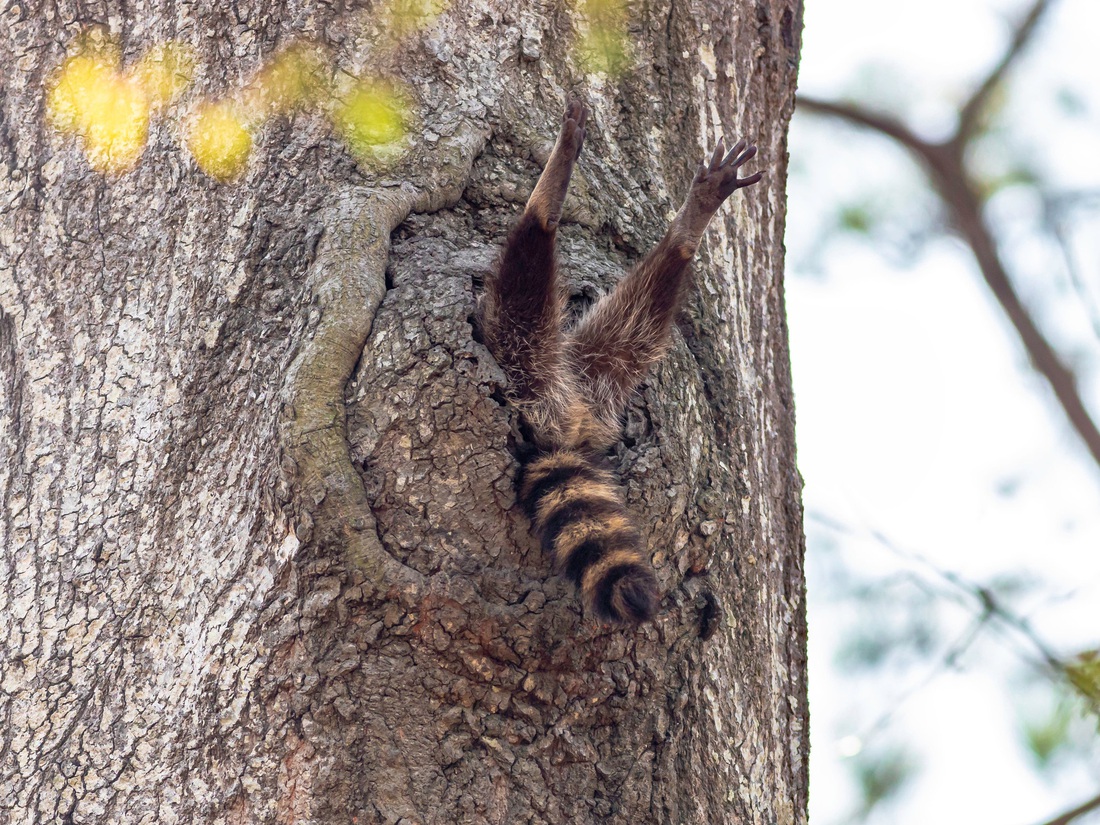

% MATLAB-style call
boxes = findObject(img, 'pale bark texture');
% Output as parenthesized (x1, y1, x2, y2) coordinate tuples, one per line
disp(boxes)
(0, 1, 806, 823)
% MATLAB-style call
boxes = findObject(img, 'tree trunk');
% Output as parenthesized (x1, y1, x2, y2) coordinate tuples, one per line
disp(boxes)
(0, 1, 806, 822)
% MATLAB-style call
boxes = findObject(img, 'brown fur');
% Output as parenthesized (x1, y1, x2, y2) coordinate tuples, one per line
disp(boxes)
(480, 102, 762, 624)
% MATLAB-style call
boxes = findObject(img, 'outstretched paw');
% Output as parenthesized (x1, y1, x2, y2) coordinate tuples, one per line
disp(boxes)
(559, 100, 588, 161)
(527, 100, 590, 230)
(689, 136, 763, 214)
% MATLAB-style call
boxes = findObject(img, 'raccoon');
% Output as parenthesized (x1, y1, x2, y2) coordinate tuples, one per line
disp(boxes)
(479, 101, 761, 624)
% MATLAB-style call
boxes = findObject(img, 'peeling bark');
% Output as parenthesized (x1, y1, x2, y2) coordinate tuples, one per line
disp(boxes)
(0, 1, 806, 823)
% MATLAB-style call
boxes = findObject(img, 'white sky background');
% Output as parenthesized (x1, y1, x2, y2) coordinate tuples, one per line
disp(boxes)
(785, 0, 1100, 822)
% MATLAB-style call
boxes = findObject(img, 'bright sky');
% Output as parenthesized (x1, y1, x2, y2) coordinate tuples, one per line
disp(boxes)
(786, 0, 1100, 822)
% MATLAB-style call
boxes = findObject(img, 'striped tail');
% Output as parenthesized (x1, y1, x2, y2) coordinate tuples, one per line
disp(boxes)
(519, 450, 659, 624)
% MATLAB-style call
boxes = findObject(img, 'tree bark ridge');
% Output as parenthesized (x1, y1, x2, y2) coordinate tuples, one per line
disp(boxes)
(0, 1, 806, 822)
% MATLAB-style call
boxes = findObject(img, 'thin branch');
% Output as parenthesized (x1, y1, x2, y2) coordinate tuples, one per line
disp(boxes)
(809, 511, 1072, 679)
(939, 570, 1064, 675)
(1032, 791, 1100, 825)
(796, 96, 932, 157)
(852, 612, 991, 746)
(1042, 192, 1100, 341)
(931, 167, 1100, 471)
(957, 0, 1057, 140)
(797, 95, 1100, 473)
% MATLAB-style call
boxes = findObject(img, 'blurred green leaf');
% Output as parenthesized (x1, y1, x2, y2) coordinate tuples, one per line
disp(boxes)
(1017, 675, 1100, 777)
(969, 83, 1010, 138)
(1022, 700, 1074, 769)
(1055, 87, 1088, 117)
(1066, 650, 1100, 714)
(974, 164, 1041, 200)
(984, 571, 1035, 599)
(838, 203, 874, 234)
(851, 745, 917, 815)
(835, 615, 938, 671)
(574, 0, 630, 75)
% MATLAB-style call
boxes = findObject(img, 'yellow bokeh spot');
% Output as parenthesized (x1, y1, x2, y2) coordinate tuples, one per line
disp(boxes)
(47, 34, 194, 173)
(574, 0, 631, 75)
(82, 75, 150, 172)
(578, 0, 627, 26)
(384, 0, 449, 38)
(187, 102, 253, 182)
(132, 42, 195, 108)
(47, 52, 120, 133)
(48, 51, 151, 172)
(333, 80, 407, 154)
(246, 44, 327, 117)
(578, 27, 630, 75)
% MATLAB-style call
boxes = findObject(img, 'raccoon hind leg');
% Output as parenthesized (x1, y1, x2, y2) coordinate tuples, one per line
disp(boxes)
(479, 102, 590, 436)
(565, 136, 762, 424)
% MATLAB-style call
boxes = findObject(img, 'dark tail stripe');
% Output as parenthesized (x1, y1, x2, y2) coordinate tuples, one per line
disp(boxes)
(520, 449, 658, 624)
(593, 563, 638, 618)
(601, 566, 658, 624)
(521, 460, 600, 518)
(562, 528, 639, 584)
(537, 497, 623, 556)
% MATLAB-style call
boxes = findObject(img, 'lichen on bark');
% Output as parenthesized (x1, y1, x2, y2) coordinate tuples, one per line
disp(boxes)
(0, 0, 806, 822)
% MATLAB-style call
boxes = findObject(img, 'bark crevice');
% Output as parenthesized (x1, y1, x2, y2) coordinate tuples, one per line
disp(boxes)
(1, 2, 805, 820)
(279, 123, 486, 597)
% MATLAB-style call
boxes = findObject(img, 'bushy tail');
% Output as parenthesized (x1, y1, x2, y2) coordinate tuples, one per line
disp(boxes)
(520, 450, 658, 624)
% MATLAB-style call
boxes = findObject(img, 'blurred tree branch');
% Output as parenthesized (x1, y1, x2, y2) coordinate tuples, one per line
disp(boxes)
(798, 0, 1100, 471)
(810, 511, 1073, 685)
(812, 508, 1100, 822)
(1043, 190, 1100, 339)
(1033, 790, 1100, 825)
(958, 0, 1054, 138)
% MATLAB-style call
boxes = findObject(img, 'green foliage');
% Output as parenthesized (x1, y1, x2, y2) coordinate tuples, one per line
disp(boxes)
(965, 128, 1042, 201)
(1016, 672, 1100, 778)
(1054, 87, 1088, 117)
(834, 609, 938, 671)
(833, 573, 942, 672)
(972, 163, 1041, 201)
(968, 82, 1010, 139)
(851, 744, 917, 816)
(1066, 651, 1100, 716)
(816, 175, 940, 265)
(983, 571, 1034, 598)
(574, 0, 631, 75)
(838, 203, 874, 234)
(1022, 698, 1076, 770)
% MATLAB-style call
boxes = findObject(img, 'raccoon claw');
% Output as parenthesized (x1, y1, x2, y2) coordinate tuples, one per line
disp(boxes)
(561, 100, 588, 161)
(690, 137, 763, 212)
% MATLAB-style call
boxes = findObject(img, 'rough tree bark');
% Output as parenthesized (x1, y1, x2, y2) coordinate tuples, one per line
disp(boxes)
(0, 1, 806, 823)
